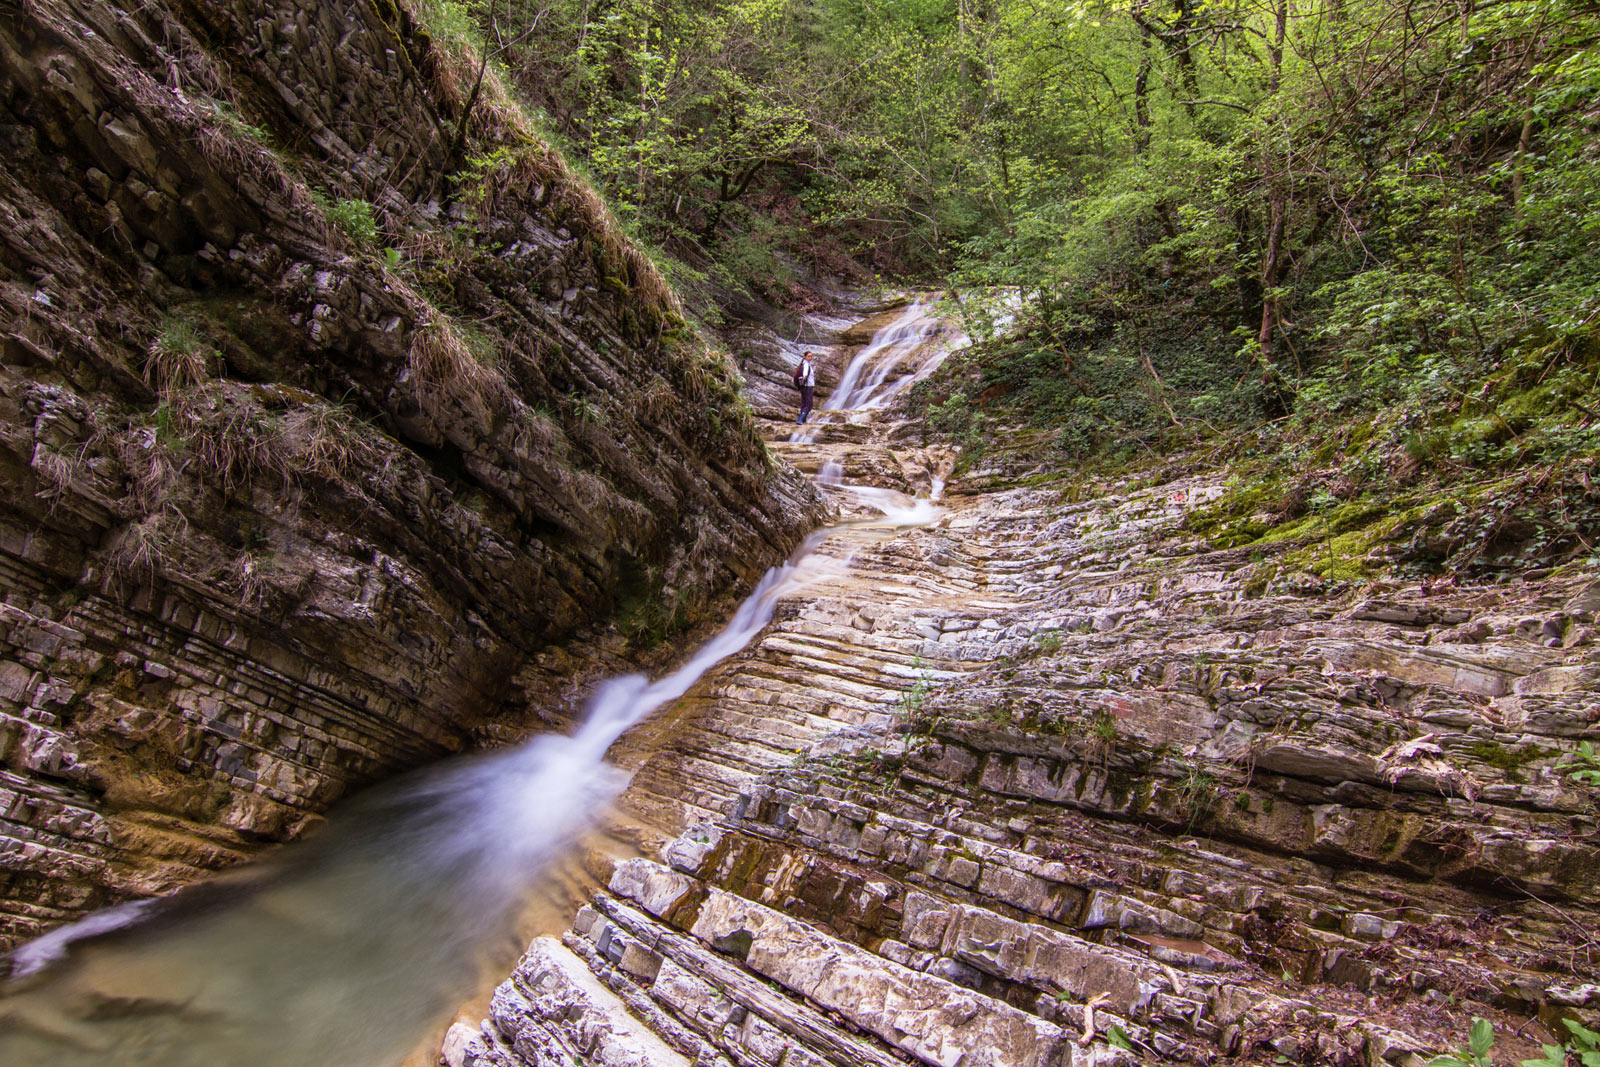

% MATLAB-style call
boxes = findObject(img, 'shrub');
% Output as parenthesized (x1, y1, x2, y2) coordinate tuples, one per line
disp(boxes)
(324, 197, 380, 247)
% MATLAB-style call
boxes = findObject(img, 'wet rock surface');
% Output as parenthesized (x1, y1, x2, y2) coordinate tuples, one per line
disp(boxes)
(464, 309, 1598, 1067)
(0, 0, 820, 949)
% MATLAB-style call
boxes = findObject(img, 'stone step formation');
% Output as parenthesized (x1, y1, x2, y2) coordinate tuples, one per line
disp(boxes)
(457, 305, 1599, 1067)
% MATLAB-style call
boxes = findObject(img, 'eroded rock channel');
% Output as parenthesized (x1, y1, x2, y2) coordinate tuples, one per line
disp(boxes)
(0, 0, 818, 951)
(0, 1, 1594, 1058)
(455, 303, 1599, 1067)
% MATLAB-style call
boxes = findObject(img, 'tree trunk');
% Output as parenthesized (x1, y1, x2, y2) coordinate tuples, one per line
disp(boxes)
(1267, 0, 1288, 95)
(1234, 208, 1262, 330)
(1257, 0, 1290, 397)
(1258, 179, 1286, 374)
(1170, 0, 1200, 117)
(1512, 106, 1533, 229)
(1134, 14, 1153, 152)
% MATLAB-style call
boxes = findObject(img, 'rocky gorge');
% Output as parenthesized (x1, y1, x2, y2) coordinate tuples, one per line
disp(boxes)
(0, 1, 1595, 1065)
(0, 0, 818, 950)
(457, 304, 1600, 1067)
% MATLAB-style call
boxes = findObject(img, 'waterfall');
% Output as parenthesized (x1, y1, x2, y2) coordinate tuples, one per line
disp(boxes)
(789, 296, 953, 444)
(0, 537, 840, 1067)
(825, 298, 939, 411)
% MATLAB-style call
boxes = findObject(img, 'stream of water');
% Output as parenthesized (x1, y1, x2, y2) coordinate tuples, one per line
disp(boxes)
(0, 301, 956, 1067)
(0, 540, 843, 1066)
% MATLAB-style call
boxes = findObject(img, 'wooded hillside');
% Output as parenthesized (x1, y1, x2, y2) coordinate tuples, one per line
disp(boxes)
(463, 0, 1598, 576)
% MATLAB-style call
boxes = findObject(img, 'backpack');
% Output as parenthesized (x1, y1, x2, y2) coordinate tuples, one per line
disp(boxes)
(794, 358, 809, 389)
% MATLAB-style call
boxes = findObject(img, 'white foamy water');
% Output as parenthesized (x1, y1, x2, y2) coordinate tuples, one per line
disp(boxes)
(790, 296, 952, 443)
(0, 538, 841, 1067)
(833, 482, 944, 527)
(826, 298, 941, 411)
(816, 453, 943, 526)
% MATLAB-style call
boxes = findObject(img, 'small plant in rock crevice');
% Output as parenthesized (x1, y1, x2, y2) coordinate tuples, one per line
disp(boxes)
(1558, 741, 1600, 788)
(568, 394, 604, 424)
(897, 656, 934, 718)
(146, 315, 213, 400)
(320, 195, 381, 247)
(1423, 1017, 1496, 1067)
(1172, 758, 1217, 830)
(1521, 1017, 1600, 1067)
(1421, 1015, 1599, 1067)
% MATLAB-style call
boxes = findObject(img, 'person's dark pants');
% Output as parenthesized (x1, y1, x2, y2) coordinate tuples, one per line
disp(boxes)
(798, 385, 814, 423)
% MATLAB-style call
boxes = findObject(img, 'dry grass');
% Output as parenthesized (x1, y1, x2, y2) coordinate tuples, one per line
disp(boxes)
(511, 408, 566, 459)
(677, 351, 715, 404)
(185, 395, 291, 495)
(30, 445, 79, 497)
(280, 405, 399, 489)
(110, 47, 334, 248)
(225, 550, 273, 610)
(637, 377, 676, 422)
(406, 314, 513, 426)
(541, 159, 681, 323)
(93, 416, 184, 519)
(102, 512, 184, 590)
(404, 0, 691, 358)
(107, 380, 406, 513)
(552, 464, 610, 514)
(145, 316, 211, 399)
(409, 0, 537, 143)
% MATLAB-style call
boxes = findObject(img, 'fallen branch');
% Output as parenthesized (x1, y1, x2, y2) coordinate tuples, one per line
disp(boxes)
(1137, 341, 1184, 427)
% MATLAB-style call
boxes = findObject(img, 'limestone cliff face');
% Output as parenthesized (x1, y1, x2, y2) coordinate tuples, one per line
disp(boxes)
(0, 0, 821, 948)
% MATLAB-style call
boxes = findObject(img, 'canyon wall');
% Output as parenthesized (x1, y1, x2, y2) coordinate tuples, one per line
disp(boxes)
(0, 0, 821, 949)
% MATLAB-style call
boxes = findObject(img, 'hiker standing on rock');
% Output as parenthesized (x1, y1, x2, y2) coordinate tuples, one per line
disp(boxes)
(793, 351, 817, 424)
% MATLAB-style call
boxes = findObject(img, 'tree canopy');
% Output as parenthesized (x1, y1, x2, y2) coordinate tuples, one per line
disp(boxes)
(444, 0, 1599, 477)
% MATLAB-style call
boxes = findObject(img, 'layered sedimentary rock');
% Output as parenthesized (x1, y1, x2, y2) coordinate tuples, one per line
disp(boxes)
(463, 323, 1598, 1066)
(0, 0, 820, 948)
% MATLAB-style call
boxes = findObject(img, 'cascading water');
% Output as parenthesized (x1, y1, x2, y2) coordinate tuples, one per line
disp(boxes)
(789, 297, 956, 444)
(0, 539, 841, 1067)
(826, 299, 941, 411)
(0, 296, 963, 1067)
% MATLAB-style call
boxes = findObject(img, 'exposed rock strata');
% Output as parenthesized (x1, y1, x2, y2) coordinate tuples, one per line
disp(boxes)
(464, 324, 1598, 1067)
(0, 0, 820, 949)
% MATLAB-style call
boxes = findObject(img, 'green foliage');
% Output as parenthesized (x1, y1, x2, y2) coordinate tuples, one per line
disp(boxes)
(1091, 709, 1117, 743)
(1521, 1017, 1600, 1067)
(205, 98, 272, 144)
(151, 403, 181, 447)
(1106, 1026, 1134, 1052)
(897, 656, 933, 717)
(1426, 1017, 1496, 1067)
(927, 389, 986, 453)
(1173, 759, 1217, 830)
(146, 314, 213, 399)
(568, 394, 603, 423)
(457, 321, 500, 369)
(460, 0, 1599, 494)
(323, 197, 380, 247)
(1559, 741, 1600, 787)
